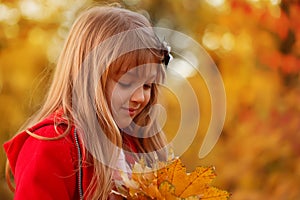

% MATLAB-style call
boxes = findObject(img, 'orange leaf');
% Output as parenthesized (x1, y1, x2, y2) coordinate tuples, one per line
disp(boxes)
(119, 158, 230, 200)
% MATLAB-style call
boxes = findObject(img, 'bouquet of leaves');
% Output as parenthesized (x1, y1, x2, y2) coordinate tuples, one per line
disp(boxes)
(113, 158, 230, 200)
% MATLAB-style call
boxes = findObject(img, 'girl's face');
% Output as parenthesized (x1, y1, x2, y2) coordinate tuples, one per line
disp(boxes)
(106, 65, 158, 129)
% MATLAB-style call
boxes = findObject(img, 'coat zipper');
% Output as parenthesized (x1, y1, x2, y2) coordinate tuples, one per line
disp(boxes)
(74, 128, 83, 200)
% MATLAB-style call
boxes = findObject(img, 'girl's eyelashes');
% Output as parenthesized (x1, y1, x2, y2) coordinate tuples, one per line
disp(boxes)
(118, 81, 153, 90)
(118, 81, 132, 88)
(143, 83, 152, 90)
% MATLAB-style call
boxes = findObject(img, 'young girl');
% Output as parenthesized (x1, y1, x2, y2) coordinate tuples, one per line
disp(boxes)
(4, 5, 171, 200)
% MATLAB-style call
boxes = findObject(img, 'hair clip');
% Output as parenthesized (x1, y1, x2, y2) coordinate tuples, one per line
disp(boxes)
(162, 41, 173, 67)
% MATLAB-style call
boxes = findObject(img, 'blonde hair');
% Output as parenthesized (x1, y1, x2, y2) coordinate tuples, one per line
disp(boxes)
(9, 5, 168, 200)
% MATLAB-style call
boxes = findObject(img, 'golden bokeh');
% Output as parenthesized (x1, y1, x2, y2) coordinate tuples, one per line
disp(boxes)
(1, 0, 299, 199)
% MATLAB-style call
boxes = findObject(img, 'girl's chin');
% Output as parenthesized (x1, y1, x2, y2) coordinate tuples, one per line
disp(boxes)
(114, 112, 137, 129)
(115, 119, 133, 129)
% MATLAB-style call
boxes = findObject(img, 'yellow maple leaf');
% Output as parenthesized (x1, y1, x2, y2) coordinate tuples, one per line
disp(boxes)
(118, 158, 230, 200)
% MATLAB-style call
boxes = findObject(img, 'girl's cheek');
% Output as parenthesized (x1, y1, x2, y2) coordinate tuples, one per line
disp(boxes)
(119, 89, 137, 108)
(144, 90, 151, 104)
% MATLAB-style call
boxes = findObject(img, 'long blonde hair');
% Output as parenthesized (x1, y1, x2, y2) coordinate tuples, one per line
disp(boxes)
(11, 5, 168, 199)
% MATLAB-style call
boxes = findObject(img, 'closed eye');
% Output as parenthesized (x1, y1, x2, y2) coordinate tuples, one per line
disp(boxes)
(143, 83, 152, 90)
(118, 82, 131, 88)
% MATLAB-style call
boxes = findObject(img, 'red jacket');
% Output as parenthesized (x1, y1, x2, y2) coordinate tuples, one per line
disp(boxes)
(4, 113, 94, 200)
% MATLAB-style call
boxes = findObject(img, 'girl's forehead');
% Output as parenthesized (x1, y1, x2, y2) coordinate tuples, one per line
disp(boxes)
(113, 63, 159, 80)
(108, 49, 164, 81)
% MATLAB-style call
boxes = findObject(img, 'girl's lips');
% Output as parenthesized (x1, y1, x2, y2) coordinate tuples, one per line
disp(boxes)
(122, 107, 139, 117)
(128, 108, 138, 116)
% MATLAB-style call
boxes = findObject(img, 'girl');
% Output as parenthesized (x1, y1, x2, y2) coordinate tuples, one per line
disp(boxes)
(4, 5, 171, 200)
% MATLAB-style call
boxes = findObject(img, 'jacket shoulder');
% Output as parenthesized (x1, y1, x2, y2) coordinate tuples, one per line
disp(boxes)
(4, 117, 77, 175)
(4, 122, 79, 199)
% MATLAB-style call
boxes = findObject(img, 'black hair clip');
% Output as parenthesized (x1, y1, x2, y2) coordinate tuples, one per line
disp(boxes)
(162, 41, 173, 67)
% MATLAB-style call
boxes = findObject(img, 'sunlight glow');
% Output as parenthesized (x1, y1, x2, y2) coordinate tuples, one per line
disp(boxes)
(221, 32, 235, 51)
(171, 32, 191, 49)
(19, 0, 44, 20)
(182, 51, 199, 68)
(205, 0, 225, 7)
(0, 4, 20, 25)
(202, 32, 220, 50)
(169, 58, 196, 78)
(270, 0, 281, 5)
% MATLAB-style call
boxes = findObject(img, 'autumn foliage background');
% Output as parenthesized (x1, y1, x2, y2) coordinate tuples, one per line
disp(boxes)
(0, 0, 299, 199)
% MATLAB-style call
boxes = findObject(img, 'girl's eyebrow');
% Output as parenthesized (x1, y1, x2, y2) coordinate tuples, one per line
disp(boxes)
(124, 71, 156, 79)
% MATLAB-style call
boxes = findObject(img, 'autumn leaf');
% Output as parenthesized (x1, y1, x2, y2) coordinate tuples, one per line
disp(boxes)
(118, 158, 230, 200)
(159, 181, 177, 200)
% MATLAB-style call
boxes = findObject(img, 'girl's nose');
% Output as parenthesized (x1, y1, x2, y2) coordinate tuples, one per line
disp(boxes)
(130, 86, 145, 103)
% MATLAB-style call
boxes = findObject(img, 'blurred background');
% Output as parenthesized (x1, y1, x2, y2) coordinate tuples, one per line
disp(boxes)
(0, 0, 299, 199)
